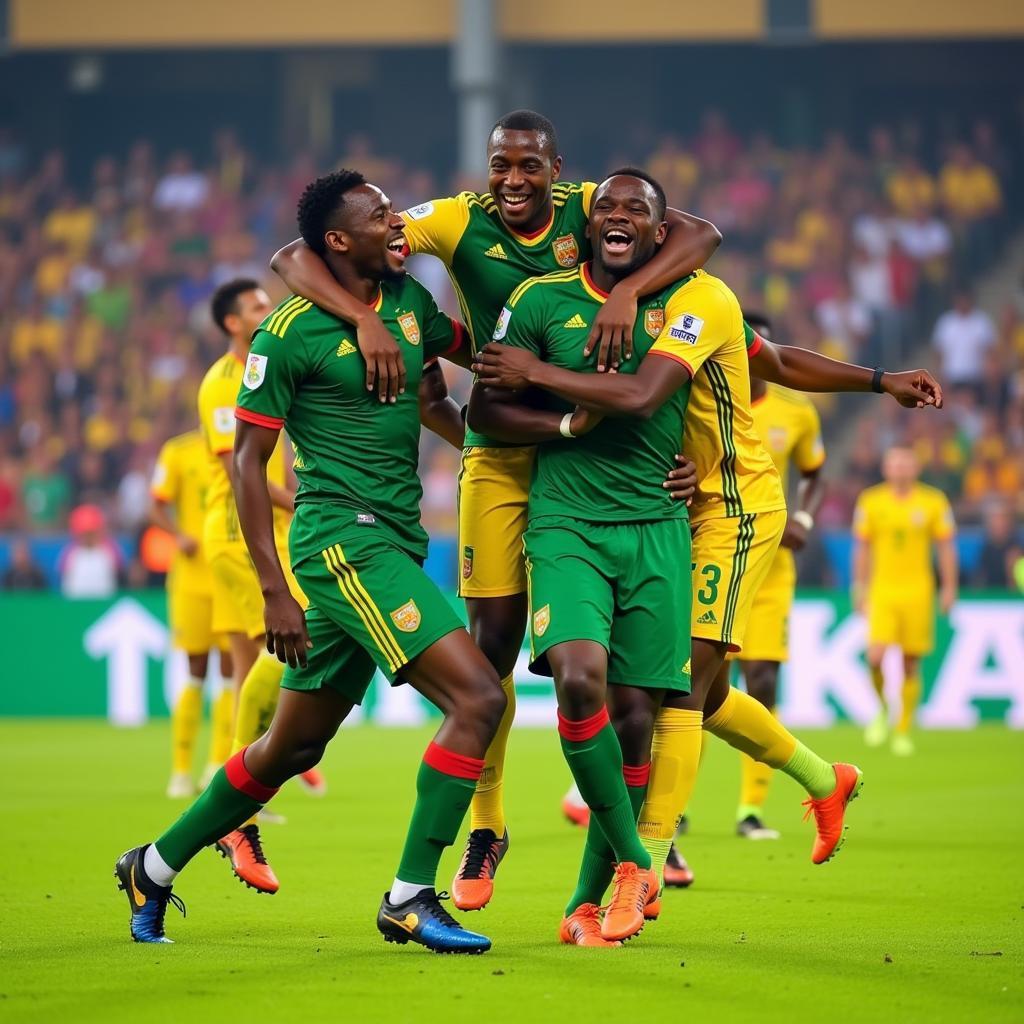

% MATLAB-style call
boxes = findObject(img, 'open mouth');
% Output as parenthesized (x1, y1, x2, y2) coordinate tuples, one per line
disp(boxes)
(386, 233, 409, 261)
(500, 192, 531, 213)
(602, 228, 634, 255)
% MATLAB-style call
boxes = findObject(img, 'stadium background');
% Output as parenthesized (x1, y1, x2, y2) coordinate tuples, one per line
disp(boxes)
(0, 0, 1021, 728)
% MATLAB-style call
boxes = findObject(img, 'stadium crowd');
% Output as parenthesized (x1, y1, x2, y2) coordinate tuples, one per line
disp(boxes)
(0, 113, 1020, 589)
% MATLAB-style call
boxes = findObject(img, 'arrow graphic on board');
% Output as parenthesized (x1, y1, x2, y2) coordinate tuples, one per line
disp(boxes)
(83, 597, 169, 726)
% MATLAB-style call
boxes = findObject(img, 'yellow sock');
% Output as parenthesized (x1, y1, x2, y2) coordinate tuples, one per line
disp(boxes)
(230, 654, 283, 828)
(737, 706, 777, 818)
(638, 708, 703, 875)
(704, 688, 796, 768)
(870, 665, 886, 704)
(469, 672, 516, 834)
(171, 680, 204, 776)
(207, 682, 236, 768)
(897, 673, 921, 734)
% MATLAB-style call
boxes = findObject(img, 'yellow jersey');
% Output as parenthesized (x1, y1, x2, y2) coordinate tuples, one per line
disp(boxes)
(650, 270, 785, 524)
(151, 430, 212, 595)
(751, 384, 826, 492)
(197, 350, 290, 548)
(853, 482, 955, 595)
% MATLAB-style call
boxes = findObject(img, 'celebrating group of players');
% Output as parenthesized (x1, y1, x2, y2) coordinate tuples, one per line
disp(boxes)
(116, 110, 945, 954)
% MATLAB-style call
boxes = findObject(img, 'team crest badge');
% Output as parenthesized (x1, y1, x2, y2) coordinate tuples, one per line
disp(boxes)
(397, 312, 421, 345)
(390, 599, 421, 633)
(552, 234, 579, 268)
(243, 353, 268, 390)
(533, 604, 551, 637)
(644, 308, 665, 338)
(462, 546, 474, 581)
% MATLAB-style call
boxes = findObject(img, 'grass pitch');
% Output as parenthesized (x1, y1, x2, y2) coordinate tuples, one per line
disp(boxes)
(2, 721, 1021, 1023)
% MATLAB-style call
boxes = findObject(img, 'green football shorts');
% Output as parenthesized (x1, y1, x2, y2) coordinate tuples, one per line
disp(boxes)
(523, 514, 692, 693)
(282, 509, 464, 703)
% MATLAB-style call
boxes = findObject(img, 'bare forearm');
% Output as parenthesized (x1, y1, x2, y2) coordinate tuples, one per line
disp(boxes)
(422, 397, 465, 449)
(938, 539, 959, 593)
(149, 500, 179, 537)
(235, 451, 289, 595)
(616, 210, 721, 297)
(467, 387, 567, 443)
(852, 542, 870, 595)
(760, 345, 875, 393)
(271, 239, 370, 325)
(796, 471, 825, 519)
(528, 360, 649, 417)
(267, 481, 296, 514)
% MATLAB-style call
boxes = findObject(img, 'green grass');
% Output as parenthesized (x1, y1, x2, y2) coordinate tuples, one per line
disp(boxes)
(1, 721, 1021, 1023)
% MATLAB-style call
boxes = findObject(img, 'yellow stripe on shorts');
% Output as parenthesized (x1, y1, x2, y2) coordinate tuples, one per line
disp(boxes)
(321, 545, 406, 671)
(524, 555, 536, 662)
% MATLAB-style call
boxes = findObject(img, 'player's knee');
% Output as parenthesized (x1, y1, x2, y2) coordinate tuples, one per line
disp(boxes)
(556, 662, 605, 719)
(453, 666, 506, 737)
(612, 706, 655, 765)
(746, 665, 778, 707)
(285, 739, 328, 777)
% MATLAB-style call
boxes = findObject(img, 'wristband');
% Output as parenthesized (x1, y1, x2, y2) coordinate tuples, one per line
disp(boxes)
(792, 510, 815, 532)
(559, 412, 576, 438)
(871, 367, 885, 393)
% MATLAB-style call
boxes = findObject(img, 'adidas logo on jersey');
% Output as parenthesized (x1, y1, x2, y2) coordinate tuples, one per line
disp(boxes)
(484, 243, 507, 260)
(336, 339, 358, 357)
(563, 313, 588, 329)
(696, 609, 718, 625)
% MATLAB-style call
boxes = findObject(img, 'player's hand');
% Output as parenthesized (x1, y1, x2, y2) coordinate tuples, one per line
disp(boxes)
(664, 453, 698, 504)
(569, 406, 604, 436)
(585, 286, 637, 372)
(781, 518, 809, 551)
(263, 588, 312, 669)
(940, 585, 957, 615)
(177, 533, 199, 557)
(882, 369, 943, 409)
(852, 588, 866, 616)
(472, 343, 539, 390)
(357, 313, 406, 404)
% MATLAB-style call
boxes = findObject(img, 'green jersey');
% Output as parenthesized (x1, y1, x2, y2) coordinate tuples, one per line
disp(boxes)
(499, 263, 694, 524)
(235, 278, 463, 563)
(401, 182, 596, 447)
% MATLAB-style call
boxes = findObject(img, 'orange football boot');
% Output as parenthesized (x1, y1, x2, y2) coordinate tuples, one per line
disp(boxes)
(662, 844, 695, 888)
(215, 824, 279, 893)
(600, 862, 657, 942)
(560, 904, 621, 947)
(298, 768, 327, 795)
(452, 829, 509, 911)
(802, 763, 864, 864)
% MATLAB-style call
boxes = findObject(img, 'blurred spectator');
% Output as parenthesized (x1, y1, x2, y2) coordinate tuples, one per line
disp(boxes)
(815, 279, 872, 356)
(931, 291, 996, 390)
(59, 504, 122, 598)
(968, 501, 1023, 588)
(2, 536, 48, 590)
(153, 152, 210, 213)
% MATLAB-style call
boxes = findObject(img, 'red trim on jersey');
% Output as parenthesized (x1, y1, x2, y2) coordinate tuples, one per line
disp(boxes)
(441, 318, 466, 357)
(557, 706, 611, 742)
(648, 349, 695, 377)
(507, 207, 555, 241)
(212, 445, 234, 456)
(750, 391, 768, 407)
(622, 762, 652, 787)
(747, 333, 764, 358)
(235, 407, 285, 430)
(423, 741, 485, 780)
(224, 749, 279, 803)
(581, 262, 610, 299)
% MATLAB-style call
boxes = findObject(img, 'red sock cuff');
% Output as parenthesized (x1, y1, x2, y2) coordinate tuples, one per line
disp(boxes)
(224, 748, 279, 804)
(622, 761, 652, 787)
(423, 741, 485, 781)
(557, 706, 611, 742)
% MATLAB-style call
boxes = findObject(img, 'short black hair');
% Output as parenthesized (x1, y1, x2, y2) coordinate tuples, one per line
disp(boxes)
(296, 168, 367, 255)
(211, 278, 261, 334)
(603, 166, 667, 220)
(744, 310, 772, 335)
(489, 109, 559, 159)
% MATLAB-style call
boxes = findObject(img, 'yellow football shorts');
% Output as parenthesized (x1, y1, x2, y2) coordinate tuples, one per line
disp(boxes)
(866, 588, 936, 656)
(690, 509, 786, 653)
(207, 540, 306, 639)
(457, 445, 536, 599)
(167, 582, 228, 655)
(738, 546, 797, 663)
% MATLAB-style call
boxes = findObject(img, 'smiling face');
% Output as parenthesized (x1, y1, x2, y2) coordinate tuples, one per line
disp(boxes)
(486, 128, 561, 231)
(324, 184, 409, 279)
(588, 175, 668, 281)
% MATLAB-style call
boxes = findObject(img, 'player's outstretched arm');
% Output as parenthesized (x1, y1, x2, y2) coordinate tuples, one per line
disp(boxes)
(473, 342, 689, 419)
(234, 420, 311, 668)
(587, 210, 721, 371)
(271, 239, 405, 404)
(418, 360, 465, 450)
(149, 496, 198, 557)
(467, 382, 601, 443)
(750, 338, 943, 409)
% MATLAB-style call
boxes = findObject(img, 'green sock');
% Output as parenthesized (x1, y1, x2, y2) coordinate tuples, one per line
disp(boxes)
(558, 711, 652, 871)
(566, 778, 648, 914)
(780, 742, 836, 799)
(395, 742, 484, 886)
(154, 751, 276, 870)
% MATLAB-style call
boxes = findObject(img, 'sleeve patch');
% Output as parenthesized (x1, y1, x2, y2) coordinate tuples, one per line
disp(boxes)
(213, 407, 236, 434)
(243, 353, 268, 390)
(493, 306, 512, 341)
(405, 201, 434, 221)
(667, 313, 705, 346)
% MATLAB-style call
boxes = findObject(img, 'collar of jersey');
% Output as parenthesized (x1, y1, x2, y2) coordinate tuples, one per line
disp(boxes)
(580, 263, 609, 303)
(501, 205, 555, 246)
(367, 287, 383, 312)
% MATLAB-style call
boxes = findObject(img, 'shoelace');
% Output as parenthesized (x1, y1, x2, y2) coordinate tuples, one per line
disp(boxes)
(801, 798, 818, 822)
(459, 830, 499, 879)
(427, 891, 462, 930)
(611, 864, 647, 913)
(239, 825, 268, 864)
(149, 890, 187, 936)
